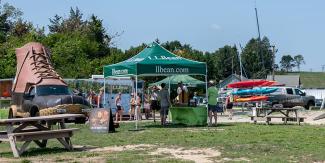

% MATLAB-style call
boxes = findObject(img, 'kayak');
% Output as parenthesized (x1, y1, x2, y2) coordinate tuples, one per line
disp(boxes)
(227, 80, 269, 88)
(259, 81, 277, 86)
(234, 96, 268, 102)
(232, 88, 278, 95)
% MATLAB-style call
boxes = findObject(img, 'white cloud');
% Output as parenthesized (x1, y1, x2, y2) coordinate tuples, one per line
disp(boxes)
(211, 24, 221, 30)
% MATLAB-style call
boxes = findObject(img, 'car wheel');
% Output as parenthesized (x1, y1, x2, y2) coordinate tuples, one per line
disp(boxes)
(305, 101, 315, 110)
(30, 107, 40, 117)
(75, 117, 86, 124)
(8, 109, 13, 119)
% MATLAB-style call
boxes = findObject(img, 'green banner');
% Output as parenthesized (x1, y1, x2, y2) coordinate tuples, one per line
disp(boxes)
(170, 107, 207, 126)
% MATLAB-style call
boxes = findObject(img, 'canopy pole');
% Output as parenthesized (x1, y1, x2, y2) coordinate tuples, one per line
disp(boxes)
(135, 75, 138, 130)
(168, 75, 171, 123)
(205, 74, 208, 126)
(103, 77, 106, 108)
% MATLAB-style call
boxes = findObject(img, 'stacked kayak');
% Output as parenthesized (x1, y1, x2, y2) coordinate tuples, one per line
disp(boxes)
(227, 80, 277, 88)
(234, 96, 268, 102)
(227, 80, 278, 102)
(232, 88, 278, 95)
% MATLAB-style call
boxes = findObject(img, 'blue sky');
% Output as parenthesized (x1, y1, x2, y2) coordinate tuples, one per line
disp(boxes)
(4, 0, 325, 71)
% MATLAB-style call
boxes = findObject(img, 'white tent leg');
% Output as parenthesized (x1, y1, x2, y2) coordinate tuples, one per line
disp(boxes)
(135, 75, 138, 130)
(168, 76, 171, 123)
(205, 75, 208, 125)
(103, 78, 106, 108)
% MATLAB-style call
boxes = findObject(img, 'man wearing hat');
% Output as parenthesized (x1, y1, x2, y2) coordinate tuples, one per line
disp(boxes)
(208, 80, 219, 126)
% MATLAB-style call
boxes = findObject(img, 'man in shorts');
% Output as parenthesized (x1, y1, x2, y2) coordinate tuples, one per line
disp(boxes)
(208, 80, 219, 126)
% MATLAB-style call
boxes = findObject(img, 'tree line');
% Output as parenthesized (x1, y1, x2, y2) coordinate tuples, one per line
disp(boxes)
(0, 3, 305, 82)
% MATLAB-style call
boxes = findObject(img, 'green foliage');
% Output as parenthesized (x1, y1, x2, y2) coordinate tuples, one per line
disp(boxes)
(241, 37, 273, 79)
(280, 55, 295, 72)
(214, 45, 240, 81)
(293, 54, 305, 72)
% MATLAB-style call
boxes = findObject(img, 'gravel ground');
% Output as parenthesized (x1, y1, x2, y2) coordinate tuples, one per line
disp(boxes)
(125, 108, 325, 125)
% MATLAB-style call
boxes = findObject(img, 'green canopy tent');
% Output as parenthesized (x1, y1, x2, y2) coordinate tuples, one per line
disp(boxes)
(149, 75, 205, 87)
(103, 42, 207, 129)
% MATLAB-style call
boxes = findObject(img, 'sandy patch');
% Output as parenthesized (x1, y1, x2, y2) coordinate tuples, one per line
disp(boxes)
(222, 157, 250, 162)
(150, 147, 221, 163)
(182, 128, 225, 133)
(0, 143, 252, 163)
(85, 144, 154, 152)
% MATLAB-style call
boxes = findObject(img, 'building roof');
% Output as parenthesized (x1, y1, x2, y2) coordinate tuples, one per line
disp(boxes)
(266, 75, 300, 87)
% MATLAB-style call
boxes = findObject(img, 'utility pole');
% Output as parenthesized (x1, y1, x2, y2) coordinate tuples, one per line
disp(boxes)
(238, 47, 243, 81)
(270, 45, 277, 81)
(255, 7, 265, 70)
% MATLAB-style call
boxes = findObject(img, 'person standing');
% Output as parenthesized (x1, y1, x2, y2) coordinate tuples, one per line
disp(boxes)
(135, 93, 142, 120)
(150, 86, 159, 122)
(159, 83, 171, 126)
(208, 80, 218, 126)
(144, 94, 151, 120)
(115, 92, 123, 123)
(129, 93, 136, 120)
(225, 92, 234, 120)
(97, 88, 104, 108)
(177, 82, 188, 104)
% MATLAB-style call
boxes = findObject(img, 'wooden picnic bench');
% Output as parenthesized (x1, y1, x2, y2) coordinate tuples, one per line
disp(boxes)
(0, 114, 84, 157)
(250, 107, 305, 125)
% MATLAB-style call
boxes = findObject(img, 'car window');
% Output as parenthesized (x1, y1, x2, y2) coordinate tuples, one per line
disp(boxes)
(286, 88, 293, 95)
(29, 87, 36, 96)
(36, 85, 71, 96)
(295, 89, 304, 95)
(270, 88, 283, 95)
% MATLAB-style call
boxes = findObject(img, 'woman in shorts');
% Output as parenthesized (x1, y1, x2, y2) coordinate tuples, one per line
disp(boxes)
(225, 93, 233, 120)
(129, 94, 136, 120)
(144, 94, 151, 120)
(115, 92, 123, 122)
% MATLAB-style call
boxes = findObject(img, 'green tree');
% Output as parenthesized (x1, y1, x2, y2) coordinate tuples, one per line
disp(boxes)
(293, 54, 305, 72)
(0, 2, 22, 42)
(213, 45, 240, 81)
(241, 37, 273, 79)
(280, 55, 295, 72)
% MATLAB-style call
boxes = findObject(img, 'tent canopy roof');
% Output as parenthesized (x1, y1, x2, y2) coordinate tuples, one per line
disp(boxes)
(104, 42, 206, 77)
(149, 75, 205, 87)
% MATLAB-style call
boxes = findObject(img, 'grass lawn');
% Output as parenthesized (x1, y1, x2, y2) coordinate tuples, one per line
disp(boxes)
(0, 109, 8, 119)
(0, 120, 325, 163)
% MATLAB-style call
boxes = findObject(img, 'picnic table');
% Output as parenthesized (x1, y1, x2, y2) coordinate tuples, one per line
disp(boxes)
(0, 114, 84, 157)
(250, 107, 305, 125)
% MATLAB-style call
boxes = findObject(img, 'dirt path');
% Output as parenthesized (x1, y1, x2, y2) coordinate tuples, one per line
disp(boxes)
(0, 144, 227, 163)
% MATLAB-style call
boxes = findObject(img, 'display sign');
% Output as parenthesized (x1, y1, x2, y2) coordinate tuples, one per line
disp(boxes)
(89, 108, 115, 133)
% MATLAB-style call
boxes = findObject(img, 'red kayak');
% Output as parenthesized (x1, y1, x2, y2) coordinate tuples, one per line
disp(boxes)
(259, 81, 278, 86)
(234, 95, 268, 102)
(227, 80, 269, 88)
